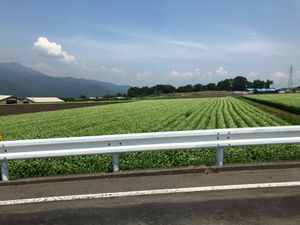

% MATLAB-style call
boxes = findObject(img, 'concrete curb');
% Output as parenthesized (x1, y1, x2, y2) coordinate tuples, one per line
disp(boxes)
(1, 161, 300, 186)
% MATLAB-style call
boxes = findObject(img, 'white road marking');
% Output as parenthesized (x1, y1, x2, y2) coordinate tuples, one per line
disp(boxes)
(0, 181, 300, 206)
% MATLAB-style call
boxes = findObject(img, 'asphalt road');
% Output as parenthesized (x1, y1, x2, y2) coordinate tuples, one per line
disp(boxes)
(0, 167, 299, 225)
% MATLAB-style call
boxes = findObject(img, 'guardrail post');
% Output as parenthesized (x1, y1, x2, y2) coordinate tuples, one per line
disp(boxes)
(112, 153, 119, 172)
(1, 160, 9, 181)
(216, 147, 224, 166)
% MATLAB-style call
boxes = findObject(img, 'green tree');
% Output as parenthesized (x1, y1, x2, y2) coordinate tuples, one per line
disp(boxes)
(232, 76, 248, 91)
(177, 84, 193, 92)
(265, 80, 273, 88)
(79, 95, 87, 100)
(193, 84, 203, 92)
(253, 80, 265, 88)
(206, 83, 217, 90)
(217, 79, 232, 91)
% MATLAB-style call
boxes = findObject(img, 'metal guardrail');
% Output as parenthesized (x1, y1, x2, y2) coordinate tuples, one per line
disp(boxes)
(1, 126, 300, 181)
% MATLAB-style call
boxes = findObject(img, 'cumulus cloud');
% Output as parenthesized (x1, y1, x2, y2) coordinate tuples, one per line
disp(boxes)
(216, 66, 227, 76)
(34, 37, 76, 63)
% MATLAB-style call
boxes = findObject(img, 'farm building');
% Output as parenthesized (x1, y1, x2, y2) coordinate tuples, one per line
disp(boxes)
(255, 88, 278, 94)
(24, 97, 64, 103)
(0, 95, 23, 105)
(246, 88, 278, 94)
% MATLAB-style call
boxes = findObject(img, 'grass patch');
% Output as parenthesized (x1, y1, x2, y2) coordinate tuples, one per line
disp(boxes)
(240, 97, 300, 125)
(243, 93, 300, 115)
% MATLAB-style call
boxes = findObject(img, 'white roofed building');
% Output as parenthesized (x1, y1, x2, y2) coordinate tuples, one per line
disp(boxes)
(24, 97, 64, 103)
(0, 95, 23, 105)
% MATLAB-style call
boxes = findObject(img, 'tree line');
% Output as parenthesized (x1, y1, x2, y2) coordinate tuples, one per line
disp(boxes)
(128, 76, 273, 97)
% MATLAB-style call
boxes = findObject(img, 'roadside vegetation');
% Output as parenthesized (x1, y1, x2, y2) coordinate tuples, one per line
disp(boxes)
(0, 97, 299, 179)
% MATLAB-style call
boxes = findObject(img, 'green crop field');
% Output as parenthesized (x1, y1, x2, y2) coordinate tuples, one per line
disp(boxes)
(244, 93, 300, 114)
(0, 97, 299, 179)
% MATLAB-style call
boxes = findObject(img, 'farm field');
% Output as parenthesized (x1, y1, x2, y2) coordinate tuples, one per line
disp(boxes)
(0, 101, 127, 116)
(244, 93, 300, 114)
(0, 97, 299, 179)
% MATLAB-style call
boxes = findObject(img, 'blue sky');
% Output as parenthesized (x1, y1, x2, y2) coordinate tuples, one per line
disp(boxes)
(0, 0, 299, 87)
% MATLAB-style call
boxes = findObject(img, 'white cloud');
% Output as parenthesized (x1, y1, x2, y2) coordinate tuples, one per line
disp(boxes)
(268, 71, 300, 88)
(27, 62, 57, 75)
(165, 68, 228, 86)
(99, 65, 108, 71)
(168, 70, 181, 77)
(167, 68, 208, 79)
(216, 66, 227, 76)
(137, 71, 151, 80)
(110, 67, 124, 75)
(247, 71, 258, 78)
(99, 65, 124, 75)
(270, 72, 287, 79)
(34, 37, 76, 63)
(224, 40, 279, 55)
(67, 30, 288, 63)
(194, 68, 201, 73)
(28, 27, 295, 87)
(181, 72, 194, 78)
(268, 72, 288, 87)
(168, 70, 195, 78)
(168, 40, 207, 49)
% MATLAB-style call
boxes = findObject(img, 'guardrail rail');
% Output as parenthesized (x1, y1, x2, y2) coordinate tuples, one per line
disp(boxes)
(1, 126, 300, 181)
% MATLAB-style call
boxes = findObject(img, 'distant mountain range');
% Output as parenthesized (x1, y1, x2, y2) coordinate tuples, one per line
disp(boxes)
(0, 62, 130, 98)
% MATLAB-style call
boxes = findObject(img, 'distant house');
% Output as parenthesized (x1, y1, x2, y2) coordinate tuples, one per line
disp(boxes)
(246, 88, 254, 94)
(24, 97, 64, 103)
(113, 96, 127, 100)
(0, 95, 23, 105)
(278, 88, 287, 94)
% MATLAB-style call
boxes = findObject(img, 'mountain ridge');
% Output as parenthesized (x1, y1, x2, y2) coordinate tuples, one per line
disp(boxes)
(0, 62, 130, 98)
